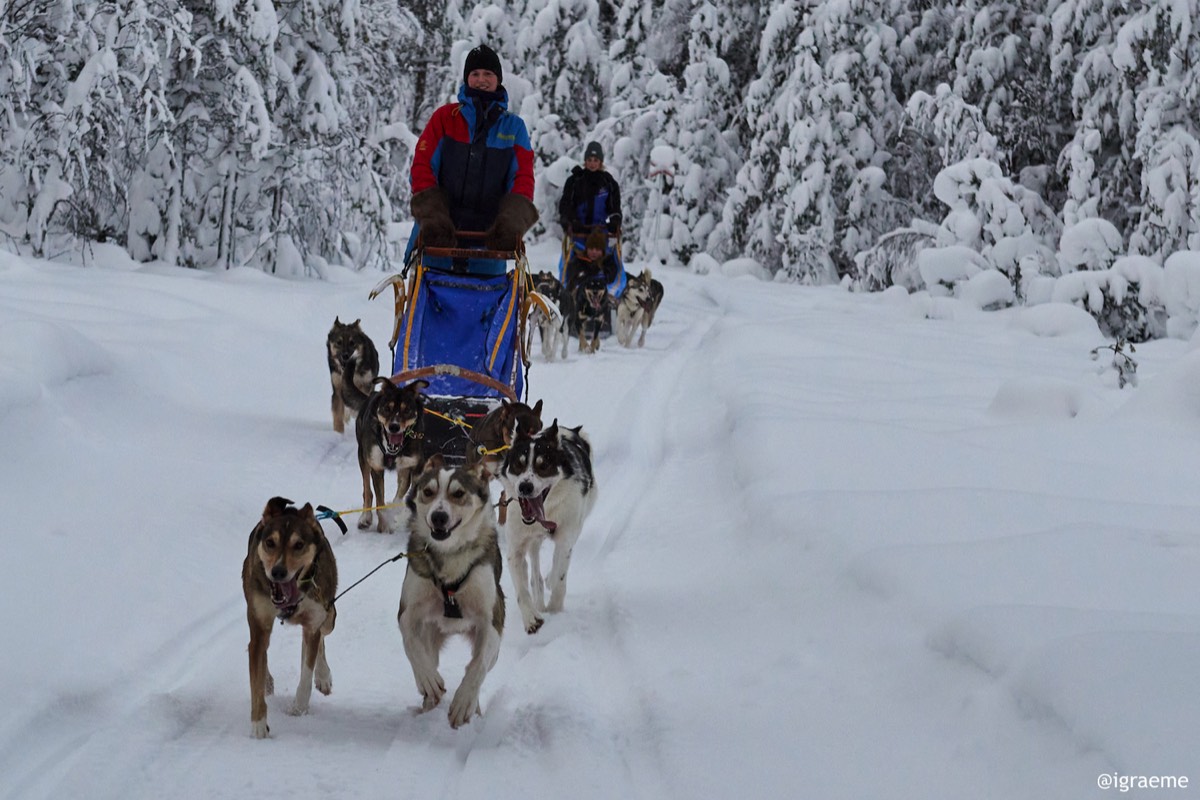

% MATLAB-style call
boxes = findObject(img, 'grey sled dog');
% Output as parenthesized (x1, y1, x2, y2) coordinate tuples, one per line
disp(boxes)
(498, 420, 596, 634)
(398, 455, 505, 728)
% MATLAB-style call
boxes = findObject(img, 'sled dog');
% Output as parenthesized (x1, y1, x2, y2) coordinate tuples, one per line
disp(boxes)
(498, 420, 596, 633)
(243, 497, 338, 739)
(398, 455, 505, 728)
(616, 269, 664, 348)
(570, 275, 612, 354)
(530, 271, 568, 361)
(465, 398, 544, 479)
(348, 376, 429, 533)
(327, 317, 379, 433)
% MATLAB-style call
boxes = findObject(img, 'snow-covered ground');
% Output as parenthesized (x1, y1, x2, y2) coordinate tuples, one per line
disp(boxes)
(2, 241, 1198, 799)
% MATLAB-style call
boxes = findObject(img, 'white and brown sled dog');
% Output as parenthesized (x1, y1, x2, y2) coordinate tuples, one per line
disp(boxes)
(398, 455, 505, 728)
(616, 269, 664, 348)
(498, 420, 596, 634)
(242, 497, 338, 738)
(529, 270, 568, 361)
(327, 317, 379, 433)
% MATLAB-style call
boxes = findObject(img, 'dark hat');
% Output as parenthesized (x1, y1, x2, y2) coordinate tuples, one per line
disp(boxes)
(463, 44, 503, 85)
(585, 229, 607, 252)
(584, 141, 604, 162)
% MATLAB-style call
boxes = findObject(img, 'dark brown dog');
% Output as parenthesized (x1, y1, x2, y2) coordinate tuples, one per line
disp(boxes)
(574, 275, 613, 354)
(465, 398, 544, 478)
(352, 377, 430, 533)
(327, 318, 379, 433)
(243, 497, 338, 738)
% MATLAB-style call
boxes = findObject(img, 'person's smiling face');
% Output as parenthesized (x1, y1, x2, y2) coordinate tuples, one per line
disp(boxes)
(467, 69, 499, 93)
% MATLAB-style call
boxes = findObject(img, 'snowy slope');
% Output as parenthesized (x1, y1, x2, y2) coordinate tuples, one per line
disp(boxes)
(1, 242, 1198, 799)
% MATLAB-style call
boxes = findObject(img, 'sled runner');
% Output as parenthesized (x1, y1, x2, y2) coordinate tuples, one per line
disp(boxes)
(370, 232, 558, 465)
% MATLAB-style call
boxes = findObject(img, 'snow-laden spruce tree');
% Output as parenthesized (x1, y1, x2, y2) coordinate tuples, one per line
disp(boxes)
(775, 0, 905, 283)
(708, 0, 803, 269)
(670, 0, 740, 267)
(514, 0, 606, 172)
(1049, 0, 1140, 237)
(1115, 1, 1200, 261)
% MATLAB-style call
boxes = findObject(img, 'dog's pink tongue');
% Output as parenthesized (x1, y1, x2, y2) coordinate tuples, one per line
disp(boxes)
(518, 496, 557, 533)
(271, 579, 300, 608)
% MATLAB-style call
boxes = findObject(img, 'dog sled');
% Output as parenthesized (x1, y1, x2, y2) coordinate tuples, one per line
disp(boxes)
(557, 228, 627, 339)
(370, 232, 557, 465)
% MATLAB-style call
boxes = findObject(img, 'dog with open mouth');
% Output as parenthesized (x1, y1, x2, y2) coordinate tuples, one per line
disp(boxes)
(497, 420, 596, 634)
(398, 455, 505, 728)
(349, 376, 429, 533)
(242, 497, 338, 738)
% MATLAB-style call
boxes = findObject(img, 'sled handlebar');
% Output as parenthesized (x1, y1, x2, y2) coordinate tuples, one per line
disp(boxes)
(421, 231, 524, 261)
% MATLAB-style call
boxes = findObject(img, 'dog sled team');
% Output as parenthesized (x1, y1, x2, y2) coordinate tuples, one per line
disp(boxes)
(243, 44, 649, 739)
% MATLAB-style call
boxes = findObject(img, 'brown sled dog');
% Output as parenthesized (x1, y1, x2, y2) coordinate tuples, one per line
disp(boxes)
(327, 318, 379, 433)
(243, 497, 338, 739)
(342, 373, 430, 533)
(465, 398, 544, 479)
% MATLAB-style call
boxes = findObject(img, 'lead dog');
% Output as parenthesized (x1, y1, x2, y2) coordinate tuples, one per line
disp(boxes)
(327, 317, 379, 433)
(243, 497, 338, 738)
(345, 375, 430, 532)
(616, 269, 664, 348)
(498, 420, 596, 634)
(398, 455, 505, 728)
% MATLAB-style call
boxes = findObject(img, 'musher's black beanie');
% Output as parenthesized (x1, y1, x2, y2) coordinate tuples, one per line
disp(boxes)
(463, 45, 503, 85)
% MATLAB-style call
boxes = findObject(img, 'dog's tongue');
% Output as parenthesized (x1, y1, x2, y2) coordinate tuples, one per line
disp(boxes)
(270, 579, 301, 609)
(518, 492, 556, 532)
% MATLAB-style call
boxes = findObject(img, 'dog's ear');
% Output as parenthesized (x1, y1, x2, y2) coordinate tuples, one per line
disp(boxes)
(424, 453, 445, 473)
(333, 316, 341, 325)
(372, 376, 392, 391)
(352, 318, 362, 327)
(407, 379, 430, 392)
(532, 399, 543, 417)
(298, 502, 316, 520)
(547, 419, 559, 438)
(263, 496, 293, 520)
(464, 458, 488, 481)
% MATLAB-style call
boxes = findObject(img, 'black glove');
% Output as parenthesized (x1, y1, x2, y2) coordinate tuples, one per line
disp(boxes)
(411, 188, 456, 247)
(606, 212, 622, 234)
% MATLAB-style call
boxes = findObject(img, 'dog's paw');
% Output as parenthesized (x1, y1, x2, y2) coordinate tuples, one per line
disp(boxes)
(523, 614, 544, 634)
(286, 700, 310, 717)
(447, 689, 481, 728)
(251, 719, 270, 739)
(357, 512, 373, 530)
(315, 672, 332, 696)
(415, 671, 445, 710)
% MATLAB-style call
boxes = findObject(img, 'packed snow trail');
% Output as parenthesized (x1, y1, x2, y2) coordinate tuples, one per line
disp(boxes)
(5, 249, 1186, 800)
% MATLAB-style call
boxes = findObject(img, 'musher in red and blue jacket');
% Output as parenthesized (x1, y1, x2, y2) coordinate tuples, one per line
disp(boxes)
(407, 45, 538, 275)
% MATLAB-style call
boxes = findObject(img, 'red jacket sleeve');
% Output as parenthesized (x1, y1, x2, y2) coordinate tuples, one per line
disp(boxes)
(411, 105, 454, 195)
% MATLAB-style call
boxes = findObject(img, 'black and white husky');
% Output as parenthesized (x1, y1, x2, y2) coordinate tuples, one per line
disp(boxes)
(497, 420, 596, 634)
(398, 455, 505, 728)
